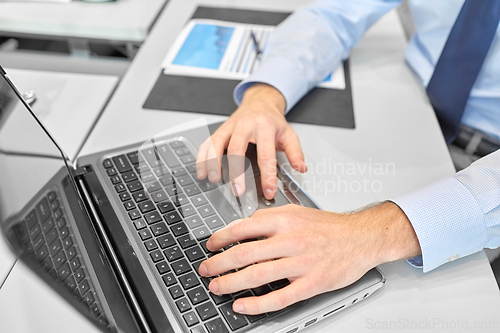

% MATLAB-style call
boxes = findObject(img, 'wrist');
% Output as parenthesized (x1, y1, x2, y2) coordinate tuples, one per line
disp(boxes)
(354, 202, 422, 266)
(241, 83, 287, 116)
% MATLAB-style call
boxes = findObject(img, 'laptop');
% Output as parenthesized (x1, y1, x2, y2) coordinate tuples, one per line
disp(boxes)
(0, 66, 385, 333)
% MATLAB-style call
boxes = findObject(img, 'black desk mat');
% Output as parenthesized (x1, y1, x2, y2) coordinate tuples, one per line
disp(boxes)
(143, 6, 355, 129)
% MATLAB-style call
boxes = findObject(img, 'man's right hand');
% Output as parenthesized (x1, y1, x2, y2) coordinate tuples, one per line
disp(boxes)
(196, 83, 307, 200)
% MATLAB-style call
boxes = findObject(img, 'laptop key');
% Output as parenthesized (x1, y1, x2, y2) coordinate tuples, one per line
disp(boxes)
(158, 201, 175, 214)
(127, 180, 143, 192)
(138, 200, 155, 213)
(192, 227, 211, 241)
(36, 197, 51, 222)
(183, 311, 200, 327)
(127, 151, 140, 165)
(128, 210, 141, 220)
(145, 180, 162, 193)
(110, 176, 122, 185)
(220, 302, 248, 331)
(151, 222, 169, 236)
(159, 175, 175, 187)
(205, 318, 229, 333)
(150, 250, 164, 263)
(171, 223, 189, 237)
(75, 268, 85, 283)
(141, 147, 162, 168)
(211, 293, 232, 306)
(66, 247, 77, 261)
(139, 171, 155, 183)
(151, 190, 169, 203)
(179, 204, 197, 218)
(157, 144, 181, 168)
(185, 215, 204, 229)
(205, 216, 224, 230)
(164, 211, 182, 225)
(112, 155, 133, 173)
(172, 167, 187, 178)
(197, 180, 218, 192)
(172, 259, 191, 275)
(184, 184, 201, 197)
(169, 284, 184, 300)
(178, 234, 197, 249)
(133, 218, 147, 230)
(49, 239, 63, 256)
(57, 263, 71, 281)
(170, 140, 185, 149)
(246, 313, 267, 324)
(106, 167, 118, 176)
(162, 273, 176, 287)
(103, 158, 113, 169)
(132, 190, 147, 202)
(186, 246, 205, 262)
(119, 192, 131, 202)
(198, 205, 216, 219)
(179, 272, 200, 290)
(144, 210, 162, 224)
(121, 171, 138, 183)
(53, 250, 67, 270)
(153, 165, 169, 177)
(205, 191, 240, 224)
(177, 171, 194, 187)
(191, 194, 208, 207)
(114, 184, 127, 193)
(252, 285, 272, 296)
(187, 286, 209, 305)
(196, 302, 218, 321)
(173, 194, 189, 207)
(175, 147, 190, 156)
(181, 154, 196, 165)
(124, 201, 136, 211)
(186, 164, 197, 174)
(45, 227, 58, 245)
(139, 229, 153, 241)
(176, 297, 192, 313)
(164, 246, 183, 262)
(192, 260, 204, 276)
(156, 261, 171, 275)
(157, 233, 176, 248)
(144, 239, 158, 251)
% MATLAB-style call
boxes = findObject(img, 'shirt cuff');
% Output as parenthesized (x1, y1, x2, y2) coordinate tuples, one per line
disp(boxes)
(233, 57, 309, 114)
(391, 177, 487, 273)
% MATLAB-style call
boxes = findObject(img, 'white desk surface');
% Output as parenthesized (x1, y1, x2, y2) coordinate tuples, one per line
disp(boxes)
(0, 0, 166, 42)
(2, 0, 500, 332)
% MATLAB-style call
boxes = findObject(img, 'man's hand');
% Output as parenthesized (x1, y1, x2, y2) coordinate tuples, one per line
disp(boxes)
(195, 83, 307, 200)
(198, 202, 421, 315)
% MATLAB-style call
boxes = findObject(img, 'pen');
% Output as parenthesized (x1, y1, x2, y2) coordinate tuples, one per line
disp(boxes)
(250, 30, 263, 56)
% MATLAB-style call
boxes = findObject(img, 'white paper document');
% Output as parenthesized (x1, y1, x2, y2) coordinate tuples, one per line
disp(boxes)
(162, 19, 346, 90)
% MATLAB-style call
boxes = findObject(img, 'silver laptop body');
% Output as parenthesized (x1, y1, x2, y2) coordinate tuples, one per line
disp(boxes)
(0, 67, 384, 333)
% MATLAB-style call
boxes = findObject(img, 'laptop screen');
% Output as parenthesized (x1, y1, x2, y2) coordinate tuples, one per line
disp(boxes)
(0, 71, 140, 333)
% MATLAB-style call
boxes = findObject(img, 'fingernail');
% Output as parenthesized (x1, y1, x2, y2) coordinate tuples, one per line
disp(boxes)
(199, 263, 208, 276)
(196, 169, 203, 180)
(233, 302, 245, 313)
(209, 170, 217, 182)
(206, 239, 213, 250)
(233, 183, 242, 196)
(265, 189, 274, 199)
(210, 280, 219, 294)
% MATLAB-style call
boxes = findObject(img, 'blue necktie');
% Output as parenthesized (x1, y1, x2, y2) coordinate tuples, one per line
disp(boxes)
(426, 0, 500, 144)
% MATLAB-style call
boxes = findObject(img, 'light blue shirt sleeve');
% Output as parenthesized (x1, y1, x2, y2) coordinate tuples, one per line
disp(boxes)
(233, 0, 403, 112)
(392, 150, 500, 272)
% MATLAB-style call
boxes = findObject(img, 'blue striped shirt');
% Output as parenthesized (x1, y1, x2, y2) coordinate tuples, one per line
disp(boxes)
(234, 0, 500, 272)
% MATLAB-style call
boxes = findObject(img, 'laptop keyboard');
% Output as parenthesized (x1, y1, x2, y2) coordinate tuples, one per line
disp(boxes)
(13, 190, 108, 328)
(103, 139, 290, 333)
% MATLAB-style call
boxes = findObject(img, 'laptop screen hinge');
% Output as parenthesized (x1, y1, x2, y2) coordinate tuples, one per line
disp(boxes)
(74, 165, 92, 178)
